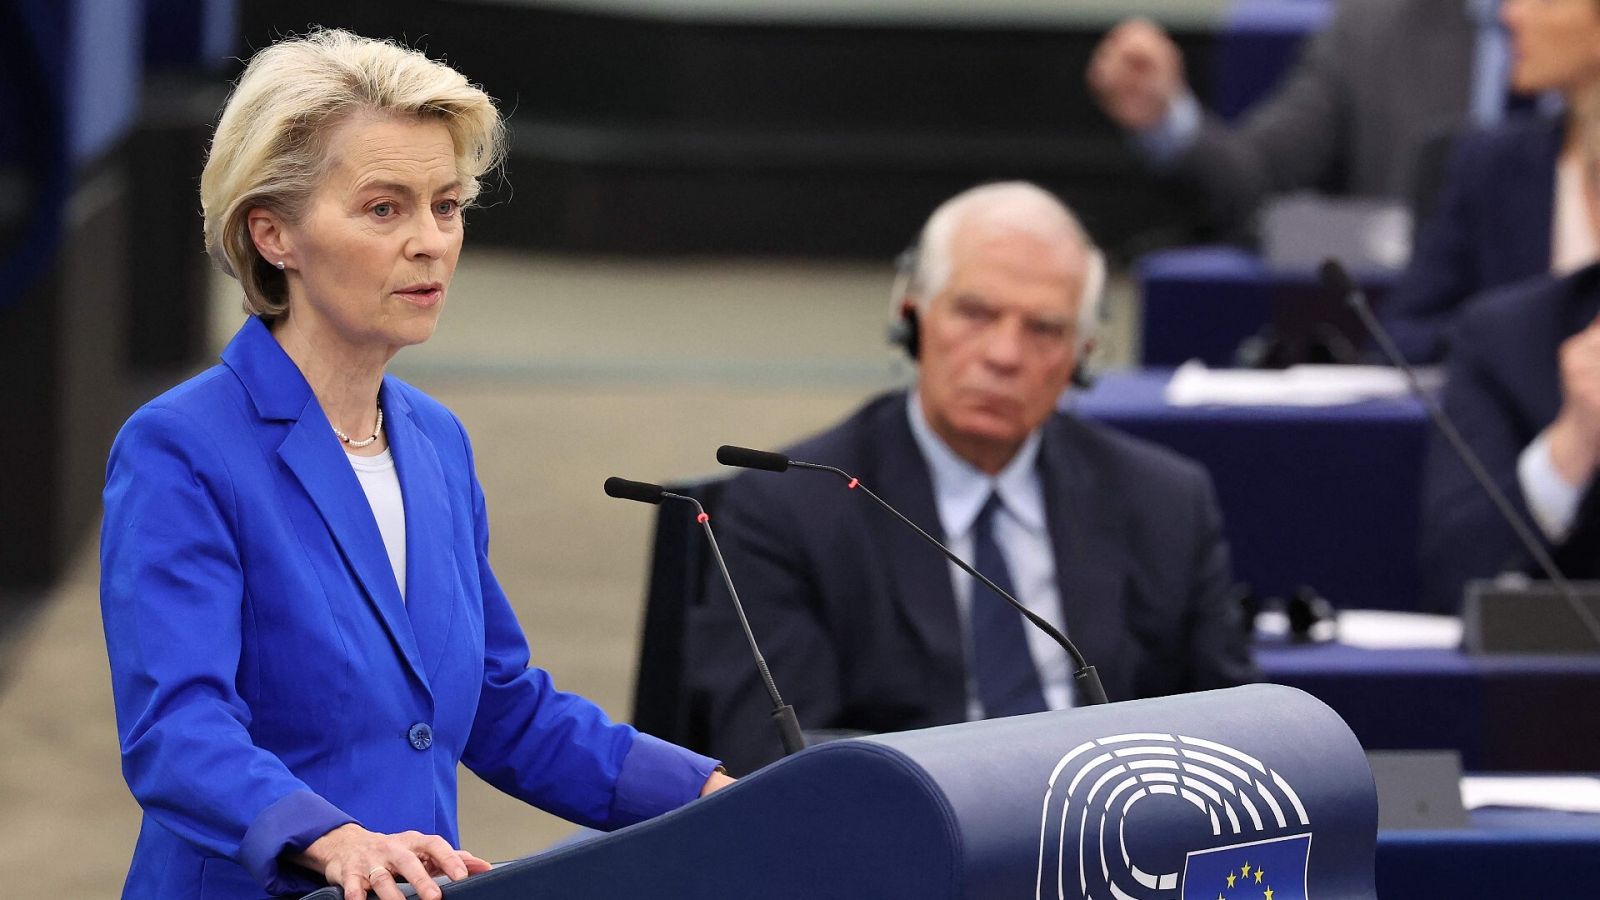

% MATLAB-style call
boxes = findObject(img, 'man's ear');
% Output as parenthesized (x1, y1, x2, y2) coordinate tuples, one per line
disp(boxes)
(247, 208, 292, 268)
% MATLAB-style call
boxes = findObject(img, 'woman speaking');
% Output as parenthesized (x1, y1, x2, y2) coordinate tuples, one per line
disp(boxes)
(99, 29, 730, 900)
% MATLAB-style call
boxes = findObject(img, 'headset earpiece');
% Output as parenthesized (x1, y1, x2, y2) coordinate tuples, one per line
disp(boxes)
(887, 244, 922, 362)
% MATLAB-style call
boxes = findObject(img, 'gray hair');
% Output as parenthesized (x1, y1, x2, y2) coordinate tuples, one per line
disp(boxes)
(200, 28, 506, 321)
(907, 181, 1107, 342)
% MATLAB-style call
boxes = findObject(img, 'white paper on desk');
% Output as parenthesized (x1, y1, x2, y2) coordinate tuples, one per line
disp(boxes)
(1336, 609, 1463, 650)
(1462, 776, 1600, 813)
(1164, 360, 1443, 407)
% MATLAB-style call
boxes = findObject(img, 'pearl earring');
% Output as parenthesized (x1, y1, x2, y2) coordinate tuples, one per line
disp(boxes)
(275, 260, 286, 270)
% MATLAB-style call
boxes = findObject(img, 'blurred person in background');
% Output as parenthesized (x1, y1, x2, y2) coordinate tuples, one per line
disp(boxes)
(1087, 0, 1485, 240)
(1420, 263, 1600, 611)
(688, 182, 1254, 776)
(1385, 0, 1600, 362)
(99, 29, 729, 900)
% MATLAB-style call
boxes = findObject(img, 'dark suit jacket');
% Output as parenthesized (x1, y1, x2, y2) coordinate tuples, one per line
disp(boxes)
(1177, 0, 1475, 233)
(1384, 115, 1563, 363)
(100, 318, 715, 899)
(1420, 264, 1600, 612)
(687, 393, 1255, 775)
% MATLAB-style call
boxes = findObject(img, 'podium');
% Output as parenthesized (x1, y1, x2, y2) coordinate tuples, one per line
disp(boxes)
(309, 684, 1376, 899)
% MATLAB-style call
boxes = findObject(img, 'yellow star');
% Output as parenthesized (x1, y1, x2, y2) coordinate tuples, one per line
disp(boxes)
(1242, 863, 1252, 879)
(1263, 887, 1274, 900)
(1218, 894, 1225, 900)
(1227, 872, 1237, 889)
(1255, 869, 1264, 884)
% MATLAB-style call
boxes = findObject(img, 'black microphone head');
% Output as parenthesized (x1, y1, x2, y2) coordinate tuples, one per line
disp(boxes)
(604, 476, 666, 505)
(1318, 257, 1356, 298)
(716, 445, 790, 472)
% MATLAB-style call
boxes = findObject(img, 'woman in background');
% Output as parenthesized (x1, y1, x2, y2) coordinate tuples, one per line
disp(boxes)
(1384, 0, 1600, 362)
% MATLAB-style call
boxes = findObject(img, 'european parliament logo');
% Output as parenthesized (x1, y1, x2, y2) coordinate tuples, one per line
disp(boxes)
(1035, 732, 1314, 900)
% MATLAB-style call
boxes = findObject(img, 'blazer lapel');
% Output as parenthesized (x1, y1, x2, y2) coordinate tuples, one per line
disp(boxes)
(382, 379, 457, 685)
(278, 407, 430, 692)
(223, 317, 430, 692)
(1503, 117, 1563, 279)
(860, 400, 966, 681)
(1037, 419, 1127, 700)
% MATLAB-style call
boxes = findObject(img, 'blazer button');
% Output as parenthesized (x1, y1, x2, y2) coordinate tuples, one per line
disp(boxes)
(407, 722, 433, 751)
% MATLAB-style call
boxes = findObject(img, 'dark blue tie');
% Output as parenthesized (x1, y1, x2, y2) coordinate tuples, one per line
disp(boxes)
(970, 493, 1048, 718)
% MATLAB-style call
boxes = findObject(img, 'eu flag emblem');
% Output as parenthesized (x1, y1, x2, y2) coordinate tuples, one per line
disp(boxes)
(1180, 833, 1311, 900)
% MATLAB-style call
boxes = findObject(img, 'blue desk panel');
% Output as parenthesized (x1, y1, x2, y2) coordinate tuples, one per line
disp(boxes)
(1378, 808, 1600, 896)
(1076, 368, 1426, 609)
(1259, 642, 1600, 771)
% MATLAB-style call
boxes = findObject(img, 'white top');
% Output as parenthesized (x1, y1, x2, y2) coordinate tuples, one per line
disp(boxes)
(905, 393, 1074, 719)
(348, 448, 407, 601)
(1551, 153, 1600, 276)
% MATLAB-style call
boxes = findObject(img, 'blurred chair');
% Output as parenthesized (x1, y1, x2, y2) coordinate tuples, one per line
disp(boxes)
(1137, 246, 1397, 367)
(630, 479, 725, 752)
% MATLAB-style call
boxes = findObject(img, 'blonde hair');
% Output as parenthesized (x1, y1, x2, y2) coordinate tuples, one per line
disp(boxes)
(201, 28, 505, 320)
(909, 181, 1107, 342)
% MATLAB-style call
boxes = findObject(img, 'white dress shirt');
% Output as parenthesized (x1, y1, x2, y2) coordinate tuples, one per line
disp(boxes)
(906, 394, 1075, 719)
(348, 448, 408, 601)
(1519, 431, 1591, 543)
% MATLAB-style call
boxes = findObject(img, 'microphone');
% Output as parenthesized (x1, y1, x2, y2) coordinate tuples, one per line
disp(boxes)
(715, 445, 789, 473)
(604, 475, 806, 758)
(716, 445, 1109, 706)
(604, 476, 666, 504)
(1321, 257, 1600, 650)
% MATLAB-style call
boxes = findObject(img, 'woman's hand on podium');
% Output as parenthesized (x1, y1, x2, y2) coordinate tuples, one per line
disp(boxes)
(701, 767, 736, 796)
(294, 822, 492, 900)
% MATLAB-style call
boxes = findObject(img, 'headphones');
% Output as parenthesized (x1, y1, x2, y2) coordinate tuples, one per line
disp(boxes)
(886, 243, 1104, 390)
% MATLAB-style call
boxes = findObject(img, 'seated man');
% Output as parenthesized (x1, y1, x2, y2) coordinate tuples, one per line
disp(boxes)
(688, 182, 1255, 775)
(1421, 263, 1600, 612)
(1086, 0, 1483, 237)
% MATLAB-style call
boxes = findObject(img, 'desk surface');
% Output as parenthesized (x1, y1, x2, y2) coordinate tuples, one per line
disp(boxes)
(1076, 367, 1425, 423)
(1076, 369, 1429, 609)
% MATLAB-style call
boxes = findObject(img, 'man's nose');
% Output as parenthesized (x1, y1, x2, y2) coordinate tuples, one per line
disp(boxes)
(982, 319, 1026, 370)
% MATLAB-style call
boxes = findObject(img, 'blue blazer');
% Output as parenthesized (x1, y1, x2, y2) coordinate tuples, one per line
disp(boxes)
(1420, 264, 1600, 611)
(1383, 114, 1563, 363)
(100, 318, 716, 899)
(686, 393, 1256, 775)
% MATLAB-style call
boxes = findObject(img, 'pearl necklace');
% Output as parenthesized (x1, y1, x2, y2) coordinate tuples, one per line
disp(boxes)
(332, 402, 383, 449)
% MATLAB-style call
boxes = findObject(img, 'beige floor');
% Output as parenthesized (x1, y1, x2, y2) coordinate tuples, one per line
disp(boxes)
(0, 247, 1137, 897)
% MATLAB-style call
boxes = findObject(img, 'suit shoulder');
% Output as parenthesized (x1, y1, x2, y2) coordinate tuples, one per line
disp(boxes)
(385, 377, 469, 442)
(781, 392, 905, 463)
(1053, 414, 1212, 492)
(136, 364, 240, 417)
(1457, 270, 1573, 341)
(1450, 114, 1561, 169)
(722, 393, 904, 510)
(115, 365, 244, 449)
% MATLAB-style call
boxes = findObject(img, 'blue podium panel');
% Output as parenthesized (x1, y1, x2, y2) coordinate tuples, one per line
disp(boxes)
(1074, 369, 1428, 610)
(1260, 643, 1600, 771)
(318, 686, 1375, 899)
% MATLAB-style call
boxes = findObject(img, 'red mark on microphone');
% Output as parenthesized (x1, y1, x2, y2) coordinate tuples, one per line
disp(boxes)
(697, 512, 709, 524)
(847, 478, 859, 489)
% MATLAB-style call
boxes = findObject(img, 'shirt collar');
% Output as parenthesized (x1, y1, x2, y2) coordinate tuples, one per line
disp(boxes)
(906, 391, 1046, 539)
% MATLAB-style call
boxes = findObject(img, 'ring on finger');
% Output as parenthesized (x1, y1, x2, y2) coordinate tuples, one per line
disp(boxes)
(368, 865, 392, 881)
